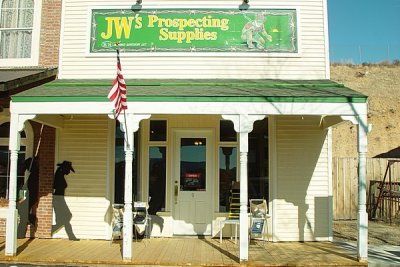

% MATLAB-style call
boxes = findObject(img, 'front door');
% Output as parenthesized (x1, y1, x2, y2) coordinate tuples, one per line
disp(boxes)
(173, 130, 213, 235)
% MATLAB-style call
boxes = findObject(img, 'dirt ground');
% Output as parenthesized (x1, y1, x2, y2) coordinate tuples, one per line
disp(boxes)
(333, 219, 400, 245)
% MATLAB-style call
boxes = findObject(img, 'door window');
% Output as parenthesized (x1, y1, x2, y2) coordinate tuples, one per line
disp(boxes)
(180, 138, 206, 191)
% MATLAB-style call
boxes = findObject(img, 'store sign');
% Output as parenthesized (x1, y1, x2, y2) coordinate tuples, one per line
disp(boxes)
(90, 9, 297, 53)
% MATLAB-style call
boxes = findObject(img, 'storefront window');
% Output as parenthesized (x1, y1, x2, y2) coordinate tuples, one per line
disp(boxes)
(148, 146, 166, 215)
(218, 118, 269, 212)
(219, 147, 237, 212)
(0, 146, 26, 199)
(114, 121, 138, 204)
(248, 118, 269, 203)
(0, 121, 27, 201)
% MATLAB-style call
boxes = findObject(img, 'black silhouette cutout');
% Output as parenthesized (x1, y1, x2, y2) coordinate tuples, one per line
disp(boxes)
(17, 157, 39, 238)
(53, 161, 75, 196)
(24, 157, 39, 226)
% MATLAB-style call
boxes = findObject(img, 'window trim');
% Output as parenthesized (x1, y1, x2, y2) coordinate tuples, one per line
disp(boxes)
(0, 0, 42, 67)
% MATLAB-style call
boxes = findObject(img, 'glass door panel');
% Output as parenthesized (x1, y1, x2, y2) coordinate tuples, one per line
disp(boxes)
(180, 138, 206, 192)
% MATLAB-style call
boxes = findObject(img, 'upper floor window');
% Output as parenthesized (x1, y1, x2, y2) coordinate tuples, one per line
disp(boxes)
(0, 0, 40, 66)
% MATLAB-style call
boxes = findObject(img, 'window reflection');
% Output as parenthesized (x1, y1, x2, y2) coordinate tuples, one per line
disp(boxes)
(248, 118, 269, 202)
(114, 122, 138, 204)
(0, 121, 27, 200)
(180, 138, 206, 191)
(220, 120, 237, 142)
(0, 147, 26, 199)
(218, 118, 269, 213)
(219, 147, 237, 212)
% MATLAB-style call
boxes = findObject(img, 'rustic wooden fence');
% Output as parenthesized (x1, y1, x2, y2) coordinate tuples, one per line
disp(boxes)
(332, 157, 400, 221)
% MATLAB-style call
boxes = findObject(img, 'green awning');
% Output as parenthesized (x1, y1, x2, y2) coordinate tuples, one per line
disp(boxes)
(11, 79, 367, 103)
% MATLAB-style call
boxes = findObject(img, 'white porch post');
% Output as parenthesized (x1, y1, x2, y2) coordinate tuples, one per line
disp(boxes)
(357, 115, 368, 262)
(6, 113, 35, 256)
(116, 113, 150, 260)
(238, 136, 249, 261)
(222, 114, 264, 262)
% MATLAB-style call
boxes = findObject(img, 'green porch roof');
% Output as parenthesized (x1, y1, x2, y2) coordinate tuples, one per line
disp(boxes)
(11, 79, 367, 103)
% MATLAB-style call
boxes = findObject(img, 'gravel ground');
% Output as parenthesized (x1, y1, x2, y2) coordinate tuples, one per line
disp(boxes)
(333, 219, 400, 245)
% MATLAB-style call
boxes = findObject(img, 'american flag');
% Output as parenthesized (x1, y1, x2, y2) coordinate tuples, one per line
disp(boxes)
(108, 49, 127, 118)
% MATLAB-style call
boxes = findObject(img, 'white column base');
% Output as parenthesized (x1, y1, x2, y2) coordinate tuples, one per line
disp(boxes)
(123, 205, 133, 260)
(5, 208, 18, 256)
(357, 211, 368, 262)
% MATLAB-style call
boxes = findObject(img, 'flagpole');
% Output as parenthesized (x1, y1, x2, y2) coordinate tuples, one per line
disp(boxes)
(111, 43, 130, 150)
(117, 46, 130, 150)
(123, 109, 130, 150)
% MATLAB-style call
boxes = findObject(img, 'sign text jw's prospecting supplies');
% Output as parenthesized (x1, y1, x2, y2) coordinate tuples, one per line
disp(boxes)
(90, 9, 297, 53)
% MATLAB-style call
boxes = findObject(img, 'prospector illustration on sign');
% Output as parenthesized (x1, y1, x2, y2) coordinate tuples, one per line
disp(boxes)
(241, 13, 273, 49)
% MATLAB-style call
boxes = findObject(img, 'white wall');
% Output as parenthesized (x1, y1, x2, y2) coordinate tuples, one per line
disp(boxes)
(273, 115, 330, 241)
(53, 115, 112, 239)
(59, 0, 329, 79)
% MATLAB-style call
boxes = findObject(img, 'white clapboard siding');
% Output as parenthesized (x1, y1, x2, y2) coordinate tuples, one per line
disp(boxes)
(59, 0, 329, 79)
(52, 197, 110, 239)
(274, 116, 330, 241)
(55, 115, 111, 239)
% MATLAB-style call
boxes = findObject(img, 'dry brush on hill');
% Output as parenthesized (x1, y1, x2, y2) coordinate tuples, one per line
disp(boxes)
(330, 64, 400, 158)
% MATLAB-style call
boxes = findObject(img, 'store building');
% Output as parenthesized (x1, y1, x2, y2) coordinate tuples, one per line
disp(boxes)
(4, 0, 369, 263)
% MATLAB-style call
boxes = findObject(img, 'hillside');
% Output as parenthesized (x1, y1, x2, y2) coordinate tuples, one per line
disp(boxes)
(330, 64, 400, 158)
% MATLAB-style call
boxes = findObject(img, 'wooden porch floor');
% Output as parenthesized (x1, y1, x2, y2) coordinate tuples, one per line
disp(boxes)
(0, 237, 366, 266)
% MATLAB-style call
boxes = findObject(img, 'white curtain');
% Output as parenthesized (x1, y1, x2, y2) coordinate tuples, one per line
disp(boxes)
(0, 0, 34, 59)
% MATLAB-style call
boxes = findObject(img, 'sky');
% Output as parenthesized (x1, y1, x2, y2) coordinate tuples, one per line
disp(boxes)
(328, 0, 400, 64)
